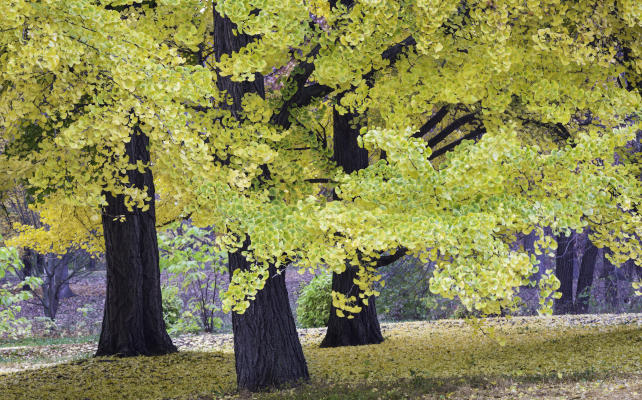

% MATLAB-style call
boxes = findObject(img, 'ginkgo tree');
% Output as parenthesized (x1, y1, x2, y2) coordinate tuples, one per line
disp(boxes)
(0, 0, 220, 356)
(1, 0, 320, 390)
(2, 0, 642, 393)
(199, 0, 642, 347)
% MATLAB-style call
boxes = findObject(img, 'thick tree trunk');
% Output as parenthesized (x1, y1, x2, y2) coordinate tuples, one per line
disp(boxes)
(321, 109, 384, 347)
(321, 266, 384, 348)
(553, 232, 575, 314)
(214, 8, 308, 390)
(96, 129, 176, 357)
(332, 109, 368, 174)
(574, 239, 597, 314)
(228, 245, 309, 391)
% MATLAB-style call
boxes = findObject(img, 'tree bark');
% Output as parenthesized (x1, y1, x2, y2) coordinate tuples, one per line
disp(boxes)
(601, 249, 620, 311)
(321, 265, 384, 348)
(214, 8, 309, 390)
(574, 239, 597, 314)
(56, 261, 75, 299)
(96, 129, 176, 357)
(553, 232, 575, 314)
(228, 245, 309, 391)
(321, 108, 384, 347)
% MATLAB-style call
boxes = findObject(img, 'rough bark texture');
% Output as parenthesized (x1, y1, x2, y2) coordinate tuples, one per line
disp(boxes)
(321, 109, 384, 348)
(213, 10, 263, 114)
(553, 233, 575, 314)
(321, 265, 384, 348)
(214, 8, 309, 391)
(96, 129, 176, 357)
(228, 245, 309, 391)
(574, 239, 598, 314)
(331, 109, 368, 174)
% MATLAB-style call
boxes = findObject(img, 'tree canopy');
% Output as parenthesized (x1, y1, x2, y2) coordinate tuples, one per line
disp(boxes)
(1, 0, 640, 320)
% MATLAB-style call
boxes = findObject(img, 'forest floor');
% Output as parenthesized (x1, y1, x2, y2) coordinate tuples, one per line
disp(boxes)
(0, 314, 640, 399)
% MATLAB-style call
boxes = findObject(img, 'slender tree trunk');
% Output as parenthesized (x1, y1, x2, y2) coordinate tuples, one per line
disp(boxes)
(574, 239, 597, 314)
(214, 8, 308, 390)
(321, 109, 384, 347)
(55, 263, 75, 299)
(96, 129, 176, 357)
(20, 249, 36, 277)
(554, 232, 575, 314)
(42, 257, 59, 319)
(601, 249, 620, 311)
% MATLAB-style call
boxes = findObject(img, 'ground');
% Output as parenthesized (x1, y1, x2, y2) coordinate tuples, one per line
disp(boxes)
(1, 314, 640, 399)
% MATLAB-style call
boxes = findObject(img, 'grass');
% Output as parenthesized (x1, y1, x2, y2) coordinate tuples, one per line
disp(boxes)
(0, 335, 97, 349)
(0, 318, 640, 399)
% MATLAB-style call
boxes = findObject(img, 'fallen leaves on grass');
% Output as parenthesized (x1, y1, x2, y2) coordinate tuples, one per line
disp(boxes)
(0, 314, 639, 400)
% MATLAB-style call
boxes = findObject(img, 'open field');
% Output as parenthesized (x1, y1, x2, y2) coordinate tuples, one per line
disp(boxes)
(1, 315, 640, 399)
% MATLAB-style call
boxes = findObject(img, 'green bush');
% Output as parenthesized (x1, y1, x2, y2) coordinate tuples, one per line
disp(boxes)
(161, 285, 183, 329)
(0, 238, 42, 339)
(296, 273, 332, 328)
(159, 226, 225, 333)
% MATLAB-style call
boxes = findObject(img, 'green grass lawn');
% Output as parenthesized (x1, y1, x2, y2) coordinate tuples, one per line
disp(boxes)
(0, 318, 640, 399)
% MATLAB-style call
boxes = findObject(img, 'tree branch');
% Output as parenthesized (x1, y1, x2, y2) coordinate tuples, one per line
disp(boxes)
(412, 106, 450, 138)
(428, 127, 486, 160)
(426, 111, 478, 148)
(374, 247, 408, 268)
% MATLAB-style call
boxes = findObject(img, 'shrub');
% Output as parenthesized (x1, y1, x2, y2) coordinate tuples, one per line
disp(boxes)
(296, 273, 332, 328)
(0, 239, 42, 339)
(159, 225, 225, 333)
(161, 285, 183, 328)
(161, 284, 200, 335)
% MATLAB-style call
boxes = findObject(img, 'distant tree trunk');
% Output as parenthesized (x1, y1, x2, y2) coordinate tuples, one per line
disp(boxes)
(601, 249, 620, 311)
(574, 239, 598, 314)
(214, 8, 308, 390)
(228, 244, 309, 391)
(42, 256, 60, 319)
(96, 128, 176, 357)
(57, 262, 75, 299)
(20, 249, 37, 277)
(554, 232, 575, 314)
(321, 109, 384, 347)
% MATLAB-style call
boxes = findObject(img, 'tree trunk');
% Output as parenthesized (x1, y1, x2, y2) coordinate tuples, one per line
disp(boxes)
(574, 239, 597, 314)
(20, 249, 37, 277)
(553, 232, 575, 314)
(321, 266, 384, 348)
(56, 261, 75, 299)
(228, 245, 309, 391)
(321, 108, 384, 347)
(96, 129, 176, 357)
(214, 8, 309, 390)
(601, 249, 620, 311)
(42, 256, 59, 320)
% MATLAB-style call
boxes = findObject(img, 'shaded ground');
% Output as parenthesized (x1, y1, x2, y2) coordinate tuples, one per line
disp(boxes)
(0, 315, 640, 399)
